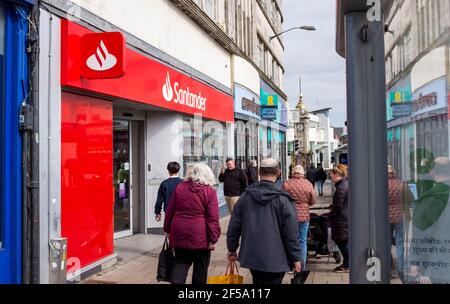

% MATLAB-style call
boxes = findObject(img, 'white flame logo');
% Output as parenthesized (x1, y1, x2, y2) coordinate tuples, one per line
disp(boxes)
(162, 72, 174, 102)
(86, 40, 117, 71)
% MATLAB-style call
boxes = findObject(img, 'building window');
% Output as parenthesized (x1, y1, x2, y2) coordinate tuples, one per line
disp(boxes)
(257, 36, 265, 70)
(182, 116, 227, 185)
(272, 59, 277, 82)
(205, 0, 217, 21)
(404, 27, 412, 65)
(271, 1, 279, 31)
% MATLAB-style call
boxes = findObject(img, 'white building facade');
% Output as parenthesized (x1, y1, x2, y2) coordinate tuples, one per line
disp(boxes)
(36, 0, 288, 283)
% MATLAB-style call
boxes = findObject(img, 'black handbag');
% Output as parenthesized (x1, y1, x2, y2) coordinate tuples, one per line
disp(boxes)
(291, 270, 310, 284)
(156, 236, 174, 282)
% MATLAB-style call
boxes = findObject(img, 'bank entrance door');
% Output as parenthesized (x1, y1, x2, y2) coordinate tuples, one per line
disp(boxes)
(113, 120, 132, 238)
(113, 119, 145, 239)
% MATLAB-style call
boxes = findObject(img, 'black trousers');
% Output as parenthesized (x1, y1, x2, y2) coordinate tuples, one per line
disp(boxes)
(335, 241, 349, 268)
(170, 248, 211, 284)
(250, 270, 285, 284)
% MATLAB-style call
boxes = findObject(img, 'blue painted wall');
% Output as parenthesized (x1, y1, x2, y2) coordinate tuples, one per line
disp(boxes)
(0, 0, 30, 284)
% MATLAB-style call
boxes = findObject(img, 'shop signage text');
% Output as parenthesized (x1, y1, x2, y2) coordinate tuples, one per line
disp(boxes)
(163, 72, 207, 111)
(261, 107, 277, 120)
(413, 92, 437, 113)
(242, 97, 260, 116)
(392, 102, 413, 118)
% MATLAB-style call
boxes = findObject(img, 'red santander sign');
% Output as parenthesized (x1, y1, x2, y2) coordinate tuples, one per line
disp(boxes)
(61, 20, 233, 122)
(81, 32, 125, 79)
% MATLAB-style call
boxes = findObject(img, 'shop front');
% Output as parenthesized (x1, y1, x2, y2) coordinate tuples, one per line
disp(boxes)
(58, 19, 233, 277)
(259, 80, 288, 179)
(234, 84, 260, 170)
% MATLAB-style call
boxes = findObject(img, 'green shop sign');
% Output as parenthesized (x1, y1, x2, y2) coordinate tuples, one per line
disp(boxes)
(260, 90, 279, 107)
(390, 90, 412, 103)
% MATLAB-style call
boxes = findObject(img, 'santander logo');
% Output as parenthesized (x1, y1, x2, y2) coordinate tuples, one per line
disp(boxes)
(86, 40, 117, 71)
(162, 72, 207, 111)
(162, 72, 174, 102)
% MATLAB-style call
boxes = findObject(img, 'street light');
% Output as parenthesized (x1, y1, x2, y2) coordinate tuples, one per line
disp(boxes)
(270, 26, 316, 41)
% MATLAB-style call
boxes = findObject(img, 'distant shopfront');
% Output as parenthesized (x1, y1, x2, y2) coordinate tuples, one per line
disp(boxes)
(259, 80, 288, 179)
(233, 84, 260, 170)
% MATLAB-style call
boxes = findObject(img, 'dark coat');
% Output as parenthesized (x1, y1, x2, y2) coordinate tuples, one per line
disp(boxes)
(315, 168, 327, 183)
(306, 168, 317, 184)
(154, 177, 183, 215)
(219, 168, 248, 197)
(163, 180, 220, 250)
(227, 181, 301, 273)
(329, 178, 349, 242)
(246, 166, 258, 186)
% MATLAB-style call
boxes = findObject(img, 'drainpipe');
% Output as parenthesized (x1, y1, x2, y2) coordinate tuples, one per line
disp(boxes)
(29, 3, 40, 284)
(344, 12, 390, 284)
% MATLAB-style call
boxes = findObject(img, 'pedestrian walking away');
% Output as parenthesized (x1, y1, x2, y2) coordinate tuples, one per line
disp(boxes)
(155, 162, 184, 222)
(227, 158, 302, 285)
(306, 164, 317, 188)
(219, 158, 248, 215)
(283, 165, 317, 269)
(246, 159, 259, 186)
(387, 165, 414, 282)
(315, 163, 327, 196)
(163, 163, 220, 284)
(328, 164, 349, 273)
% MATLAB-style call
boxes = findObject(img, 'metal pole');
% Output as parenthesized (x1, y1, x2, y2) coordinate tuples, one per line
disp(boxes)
(22, 130, 30, 284)
(345, 12, 390, 284)
(29, 4, 40, 284)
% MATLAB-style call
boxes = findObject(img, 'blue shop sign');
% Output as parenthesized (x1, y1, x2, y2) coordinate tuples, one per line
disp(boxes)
(261, 107, 277, 120)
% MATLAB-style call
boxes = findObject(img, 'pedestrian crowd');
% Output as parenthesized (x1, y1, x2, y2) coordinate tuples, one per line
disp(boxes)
(153, 156, 355, 285)
(154, 154, 450, 284)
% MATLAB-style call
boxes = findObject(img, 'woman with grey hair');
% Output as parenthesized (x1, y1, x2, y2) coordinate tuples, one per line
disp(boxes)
(282, 165, 317, 269)
(164, 163, 220, 284)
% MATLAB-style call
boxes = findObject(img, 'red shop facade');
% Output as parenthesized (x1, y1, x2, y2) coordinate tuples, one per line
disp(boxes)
(59, 19, 233, 277)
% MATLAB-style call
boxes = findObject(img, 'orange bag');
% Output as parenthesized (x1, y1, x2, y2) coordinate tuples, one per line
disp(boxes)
(207, 260, 244, 284)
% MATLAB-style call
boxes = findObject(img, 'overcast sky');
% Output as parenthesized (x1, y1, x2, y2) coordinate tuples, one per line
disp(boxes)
(283, 0, 347, 127)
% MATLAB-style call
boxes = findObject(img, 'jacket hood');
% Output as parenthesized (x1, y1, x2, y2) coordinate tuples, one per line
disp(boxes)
(246, 181, 293, 205)
(187, 180, 209, 193)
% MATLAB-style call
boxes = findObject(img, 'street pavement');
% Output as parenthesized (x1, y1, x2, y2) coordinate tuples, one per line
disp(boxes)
(83, 181, 400, 284)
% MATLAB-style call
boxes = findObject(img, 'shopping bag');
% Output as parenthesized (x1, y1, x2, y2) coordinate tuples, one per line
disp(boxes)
(208, 260, 244, 284)
(156, 236, 174, 282)
(291, 270, 310, 284)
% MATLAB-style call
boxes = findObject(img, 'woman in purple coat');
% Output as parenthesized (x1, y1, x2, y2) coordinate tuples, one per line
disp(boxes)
(163, 163, 221, 284)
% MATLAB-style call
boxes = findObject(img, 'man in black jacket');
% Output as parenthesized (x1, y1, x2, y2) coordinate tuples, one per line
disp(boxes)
(245, 159, 258, 186)
(219, 158, 248, 215)
(315, 163, 327, 196)
(226, 158, 302, 284)
(306, 164, 317, 188)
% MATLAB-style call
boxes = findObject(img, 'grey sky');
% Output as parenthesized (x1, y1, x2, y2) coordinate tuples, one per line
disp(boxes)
(283, 0, 347, 127)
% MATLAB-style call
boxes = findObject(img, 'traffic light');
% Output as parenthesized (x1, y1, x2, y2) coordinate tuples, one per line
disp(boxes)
(294, 140, 300, 152)
(288, 141, 294, 156)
